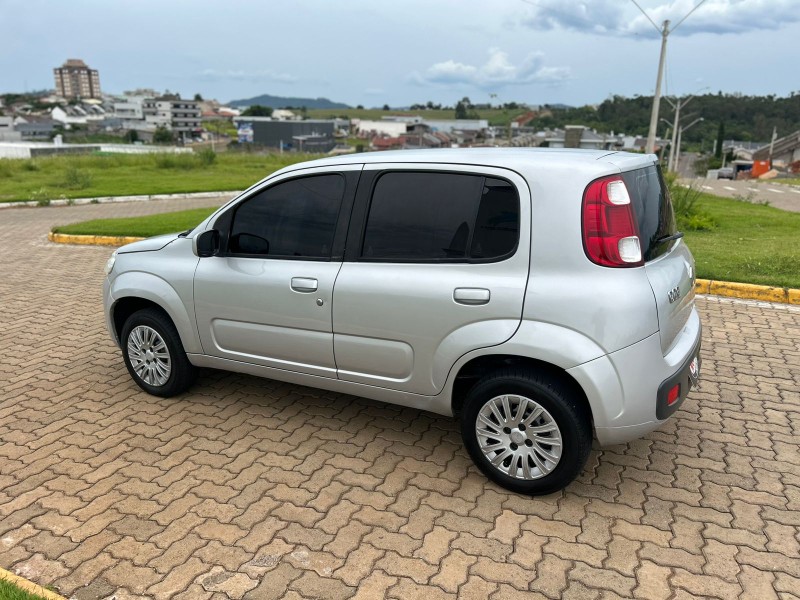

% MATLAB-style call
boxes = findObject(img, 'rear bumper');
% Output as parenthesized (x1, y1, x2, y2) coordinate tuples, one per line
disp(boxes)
(567, 306, 702, 446)
(655, 336, 701, 420)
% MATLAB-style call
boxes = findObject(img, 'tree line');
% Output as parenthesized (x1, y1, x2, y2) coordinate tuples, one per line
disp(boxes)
(535, 92, 800, 144)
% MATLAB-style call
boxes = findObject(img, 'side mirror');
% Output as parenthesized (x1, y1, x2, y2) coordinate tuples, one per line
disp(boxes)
(194, 229, 220, 257)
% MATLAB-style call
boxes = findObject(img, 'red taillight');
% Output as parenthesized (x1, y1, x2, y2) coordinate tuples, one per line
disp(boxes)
(582, 176, 643, 267)
(667, 384, 680, 406)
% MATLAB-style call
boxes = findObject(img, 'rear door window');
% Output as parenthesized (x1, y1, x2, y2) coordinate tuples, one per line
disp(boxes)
(361, 172, 519, 262)
(622, 165, 677, 262)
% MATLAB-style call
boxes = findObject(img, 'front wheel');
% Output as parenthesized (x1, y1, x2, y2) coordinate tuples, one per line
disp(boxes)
(121, 308, 196, 397)
(460, 369, 592, 495)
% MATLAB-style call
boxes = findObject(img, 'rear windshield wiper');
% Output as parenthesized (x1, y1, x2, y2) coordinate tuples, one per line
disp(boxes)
(655, 231, 684, 244)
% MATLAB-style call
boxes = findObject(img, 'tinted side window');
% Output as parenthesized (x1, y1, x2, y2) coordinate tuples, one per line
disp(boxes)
(361, 172, 519, 262)
(622, 165, 677, 262)
(229, 174, 344, 259)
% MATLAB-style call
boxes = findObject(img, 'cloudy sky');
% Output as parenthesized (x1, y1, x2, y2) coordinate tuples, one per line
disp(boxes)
(2, 0, 799, 107)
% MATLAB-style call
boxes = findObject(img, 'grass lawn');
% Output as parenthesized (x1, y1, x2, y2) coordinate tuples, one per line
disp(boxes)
(0, 152, 316, 203)
(0, 577, 53, 600)
(52, 207, 218, 237)
(683, 193, 800, 288)
(52, 191, 800, 289)
(775, 178, 800, 186)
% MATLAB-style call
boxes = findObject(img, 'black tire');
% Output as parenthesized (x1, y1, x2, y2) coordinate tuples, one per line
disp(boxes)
(121, 308, 196, 397)
(460, 368, 592, 495)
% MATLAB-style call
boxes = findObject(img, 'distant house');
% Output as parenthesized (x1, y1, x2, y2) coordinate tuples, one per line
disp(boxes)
(423, 119, 488, 133)
(143, 95, 202, 142)
(546, 126, 616, 150)
(371, 136, 404, 151)
(51, 103, 106, 125)
(271, 109, 298, 120)
(233, 117, 336, 152)
(355, 119, 407, 137)
(15, 121, 57, 140)
(753, 131, 800, 166)
(113, 99, 144, 120)
(0, 116, 21, 141)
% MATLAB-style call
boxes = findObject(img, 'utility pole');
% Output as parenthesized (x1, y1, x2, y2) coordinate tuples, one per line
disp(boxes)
(632, 0, 709, 154)
(645, 20, 669, 155)
(768, 126, 777, 167)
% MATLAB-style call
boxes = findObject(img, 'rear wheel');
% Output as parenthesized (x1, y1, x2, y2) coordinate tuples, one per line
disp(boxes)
(121, 308, 196, 397)
(460, 369, 592, 495)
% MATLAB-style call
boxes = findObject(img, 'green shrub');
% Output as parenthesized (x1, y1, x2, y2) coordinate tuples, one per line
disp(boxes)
(153, 153, 197, 170)
(30, 187, 50, 206)
(197, 148, 217, 166)
(63, 166, 92, 190)
(21, 160, 40, 172)
(665, 172, 716, 231)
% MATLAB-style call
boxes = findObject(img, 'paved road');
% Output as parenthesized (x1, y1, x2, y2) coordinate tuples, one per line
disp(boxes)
(687, 178, 800, 212)
(1, 200, 799, 600)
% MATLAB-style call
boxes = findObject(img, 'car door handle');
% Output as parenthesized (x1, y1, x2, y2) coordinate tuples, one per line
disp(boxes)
(454, 288, 491, 305)
(291, 277, 318, 293)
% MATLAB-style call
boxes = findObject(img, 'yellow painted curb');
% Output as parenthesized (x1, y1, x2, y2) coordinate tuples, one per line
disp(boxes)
(0, 567, 67, 600)
(48, 231, 144, 246)
(696, 278, 800, 305)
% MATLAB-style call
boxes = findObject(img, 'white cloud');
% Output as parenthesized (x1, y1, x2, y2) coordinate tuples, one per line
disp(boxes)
(521, 0, 800, 37)
(411, 48, 571, 88)
(199, 69, 297, 83)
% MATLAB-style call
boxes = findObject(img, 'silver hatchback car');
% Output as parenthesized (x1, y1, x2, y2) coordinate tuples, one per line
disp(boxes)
(103, 149, 701, 495)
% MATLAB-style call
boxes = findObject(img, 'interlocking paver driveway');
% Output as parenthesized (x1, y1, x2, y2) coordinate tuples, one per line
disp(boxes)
(1, 199, 799, 600)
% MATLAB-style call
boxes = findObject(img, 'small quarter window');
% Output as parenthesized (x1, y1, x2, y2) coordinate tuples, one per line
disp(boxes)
(361, 172, 519, 262)
(229, 174, 344, 259)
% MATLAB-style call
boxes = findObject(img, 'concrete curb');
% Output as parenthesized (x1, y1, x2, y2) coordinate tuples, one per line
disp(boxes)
(695, 278, 800, 305)
(0, 566, 67, 600)
(44, 232, 800, 306)
(48, 231, 144, 246)
(0, 190, 240, 210)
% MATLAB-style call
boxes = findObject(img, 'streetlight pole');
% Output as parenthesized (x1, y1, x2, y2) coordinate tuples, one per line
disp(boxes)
(675, 117, 704, 174)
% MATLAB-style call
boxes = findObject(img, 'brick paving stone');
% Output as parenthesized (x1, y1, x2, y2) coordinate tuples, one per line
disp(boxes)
(0, 200, 798, 598)
(387, 577, 456, 600)
(198, 566, 258, 599)
(349, 570, 397, 600)
(429, 549, 477, 593)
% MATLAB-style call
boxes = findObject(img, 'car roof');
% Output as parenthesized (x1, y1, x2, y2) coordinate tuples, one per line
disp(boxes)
(276, 148, 655, 176)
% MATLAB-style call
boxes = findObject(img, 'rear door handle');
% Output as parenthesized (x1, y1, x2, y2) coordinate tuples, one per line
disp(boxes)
(291, 277, 318, 293)
(454, 288, 491, 305)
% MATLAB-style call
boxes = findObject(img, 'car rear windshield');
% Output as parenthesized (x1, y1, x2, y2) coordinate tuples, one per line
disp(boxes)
(621, 165, 678, 262)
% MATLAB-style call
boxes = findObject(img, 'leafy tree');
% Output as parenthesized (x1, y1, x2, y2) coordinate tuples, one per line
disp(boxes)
(356, 104, 364, 109)
(455, 101, 468, 120)
(382, 104, 390, 111)
(715, 122, 725, 158)
(124, 129, 139, 143)
(242, 105, 273, 117)
(194, 93, 203, 101)
(153, 125, 173, 144)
